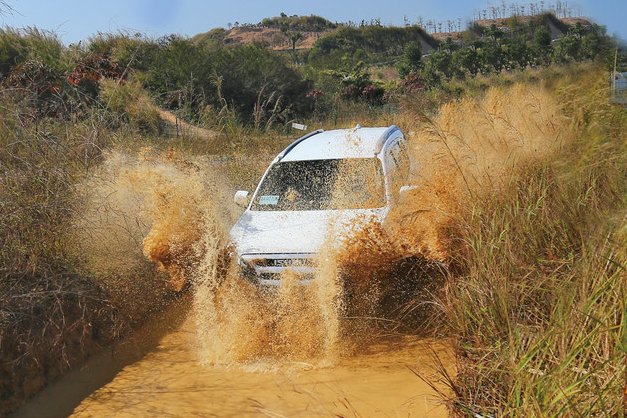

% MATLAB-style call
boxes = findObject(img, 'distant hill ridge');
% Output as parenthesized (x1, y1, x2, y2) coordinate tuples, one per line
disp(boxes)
(193, 13, 591, 51)
(432, 14, 591, 41)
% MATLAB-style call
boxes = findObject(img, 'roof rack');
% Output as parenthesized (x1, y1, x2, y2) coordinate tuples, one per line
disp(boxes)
(277, 129, 324, 160)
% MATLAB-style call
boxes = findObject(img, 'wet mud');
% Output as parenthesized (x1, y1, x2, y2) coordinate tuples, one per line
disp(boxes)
(68, 313, 452, 418)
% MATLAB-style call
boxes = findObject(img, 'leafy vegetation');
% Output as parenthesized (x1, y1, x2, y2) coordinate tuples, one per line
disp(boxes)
(308, 25, 437, 67)
(430, 17, 616, 80)
(260, 13, 337, 32)
(0, 27, 71, 76)
(85, 34, 312, 125)
(0, 12, 621, 132)
(0, 91, 124, 415)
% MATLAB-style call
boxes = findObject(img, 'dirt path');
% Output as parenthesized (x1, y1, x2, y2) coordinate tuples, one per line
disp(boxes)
(158, 109, 220, 140)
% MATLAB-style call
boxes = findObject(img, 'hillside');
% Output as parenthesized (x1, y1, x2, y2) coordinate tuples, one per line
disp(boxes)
(431, 15, 591, 42)
(193, 13, 594, 52)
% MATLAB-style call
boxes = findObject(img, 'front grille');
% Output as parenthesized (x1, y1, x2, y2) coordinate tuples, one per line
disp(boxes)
(260, 272, 281, 281)
(241, 254, 316, 285)
(259, 272, 315, 281)
(247, 257, 314, 268)
(265, 258, 313, 268)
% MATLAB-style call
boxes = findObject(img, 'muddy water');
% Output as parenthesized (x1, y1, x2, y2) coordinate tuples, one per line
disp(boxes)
(43, 147, 453, 418)
(67, 312, 451, 418)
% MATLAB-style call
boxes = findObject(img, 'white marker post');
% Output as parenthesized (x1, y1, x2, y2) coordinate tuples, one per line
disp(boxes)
(291, 122, 307, 131)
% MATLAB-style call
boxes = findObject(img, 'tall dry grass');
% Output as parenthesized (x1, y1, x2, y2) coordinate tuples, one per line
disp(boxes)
(425, 66, 627, 416)
(0, 91, 122, 415)
(0, 71, 300, 414)
(0, 82, 231, 414)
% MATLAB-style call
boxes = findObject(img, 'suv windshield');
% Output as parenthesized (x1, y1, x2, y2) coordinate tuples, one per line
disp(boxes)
(251, 158, 385, 211)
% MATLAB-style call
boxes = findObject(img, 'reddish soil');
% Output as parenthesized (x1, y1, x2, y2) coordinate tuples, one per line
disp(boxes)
(225, 26, 323, 51)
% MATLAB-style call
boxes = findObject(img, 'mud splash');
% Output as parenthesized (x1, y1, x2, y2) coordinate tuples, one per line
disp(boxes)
(192, 270, 341, 366)
(135, 149, 230, 291)
(386, 84, 564, 259)
(49, 82, 572, 418)
(76, 149, 231, 286)
(77, 82, 565, 368)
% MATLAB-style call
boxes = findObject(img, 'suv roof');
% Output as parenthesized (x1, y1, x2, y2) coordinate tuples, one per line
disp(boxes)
(280, 125, 399, 162)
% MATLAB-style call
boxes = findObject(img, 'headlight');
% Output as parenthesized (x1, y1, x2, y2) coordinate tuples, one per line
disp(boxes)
(236, 256, 257, 280)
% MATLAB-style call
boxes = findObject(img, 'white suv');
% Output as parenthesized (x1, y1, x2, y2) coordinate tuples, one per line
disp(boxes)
(229, 124, 410, 286)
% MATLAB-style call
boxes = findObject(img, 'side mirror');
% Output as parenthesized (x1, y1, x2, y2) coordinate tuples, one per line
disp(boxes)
(395, 185, 418, 206)
(234, 190, 250, 208)
(399, 185, 418, 195)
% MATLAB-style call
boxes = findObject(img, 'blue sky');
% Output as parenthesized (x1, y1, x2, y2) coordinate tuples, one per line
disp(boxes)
(1, 0, 625, 44)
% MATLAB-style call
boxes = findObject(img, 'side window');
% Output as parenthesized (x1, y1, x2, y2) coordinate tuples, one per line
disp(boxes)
(389, 140, 410, 191)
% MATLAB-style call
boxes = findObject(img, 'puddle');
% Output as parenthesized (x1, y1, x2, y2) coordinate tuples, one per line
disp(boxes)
(68, 312, 452, 418)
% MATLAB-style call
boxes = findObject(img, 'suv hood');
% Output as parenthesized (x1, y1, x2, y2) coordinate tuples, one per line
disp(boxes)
(230, 208, 384, 255)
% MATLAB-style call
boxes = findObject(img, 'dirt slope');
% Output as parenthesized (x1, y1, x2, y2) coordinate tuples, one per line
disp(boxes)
(225, 26, 322, 50)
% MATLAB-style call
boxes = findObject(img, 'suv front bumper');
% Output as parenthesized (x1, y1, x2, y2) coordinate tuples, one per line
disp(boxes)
(238, 253, 316, 286)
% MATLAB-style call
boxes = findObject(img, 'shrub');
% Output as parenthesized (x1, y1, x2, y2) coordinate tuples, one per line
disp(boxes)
(2, 60, 67, 119)
(0, 90, 124, 415)
(0, 27, 71, 77)
(100, 76, 161, 135)
(67, 54, 125, 102)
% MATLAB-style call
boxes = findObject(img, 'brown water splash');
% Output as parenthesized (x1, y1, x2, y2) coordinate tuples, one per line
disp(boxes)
(75, 83, 567, 368)
(187, 84, 566, 366)
(192, 261, 343, 366)
(392, 83, 565, 259)
(314, 83, 566, 331)
(136, 150, 213, 290)
(75, 148, 231, 301)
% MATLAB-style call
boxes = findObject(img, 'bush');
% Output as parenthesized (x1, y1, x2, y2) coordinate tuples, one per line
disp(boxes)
(0, 89, 123, 415)
(100, 76, 162, 135)
(0, 27, 71, 77)
(260, 14, 336, 32)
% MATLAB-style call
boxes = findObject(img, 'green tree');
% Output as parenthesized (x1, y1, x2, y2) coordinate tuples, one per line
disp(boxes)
(143, 35, 211, 113)
(425, 49, 454, 81)
(580, 25, 613, 65)
(453, 46, 481, 76)
(505, 36, 530, 69)
(554, 33, 582, 62)
(288, 31, 303, 51)
(213, 44, 311, 119)
(396, 41, 423, 78)
(530, 27, 553, 65)
(439, 37, 459, 54)
(484, 24, 505, 42)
